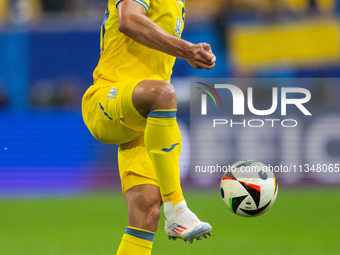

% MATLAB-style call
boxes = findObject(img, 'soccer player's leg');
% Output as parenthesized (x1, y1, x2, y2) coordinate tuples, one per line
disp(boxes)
(131, 80, 212, 242)
(117, 184, 161, 255)
(82, 79, 161, 254)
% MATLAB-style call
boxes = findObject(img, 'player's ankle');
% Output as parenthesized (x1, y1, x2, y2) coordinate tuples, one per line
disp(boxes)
(162, 190, 184, 206)
(164, 200, 187, 219)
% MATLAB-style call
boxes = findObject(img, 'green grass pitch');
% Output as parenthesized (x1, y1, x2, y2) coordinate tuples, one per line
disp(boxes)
(0, 187, 339, 255)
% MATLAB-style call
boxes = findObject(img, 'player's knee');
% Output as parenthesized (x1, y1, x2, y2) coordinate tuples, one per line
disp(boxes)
(153, 81, 176, 103)
(147, 81, 176, 111)
(133, 80, 177, 117)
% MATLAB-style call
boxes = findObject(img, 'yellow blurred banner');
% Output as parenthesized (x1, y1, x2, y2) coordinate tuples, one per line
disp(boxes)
(230, 19, 340, 72)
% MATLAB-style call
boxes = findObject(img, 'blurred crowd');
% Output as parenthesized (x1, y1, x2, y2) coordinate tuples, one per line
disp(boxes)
(186, 0, 336, 23)
(0, 0, 336, 25)
(0, 0, 338, 110)
(0, 0, 107, 24)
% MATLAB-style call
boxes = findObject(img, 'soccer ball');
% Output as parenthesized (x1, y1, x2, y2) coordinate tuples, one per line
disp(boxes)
(220, 160, 278, 217)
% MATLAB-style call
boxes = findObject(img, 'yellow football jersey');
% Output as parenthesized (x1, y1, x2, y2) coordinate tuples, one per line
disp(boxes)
(93, 0, 186, 83)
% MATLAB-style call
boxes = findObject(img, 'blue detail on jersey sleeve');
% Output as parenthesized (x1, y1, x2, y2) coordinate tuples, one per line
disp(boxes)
(133, 0, 149, 10)
(116, 0, 149, 11)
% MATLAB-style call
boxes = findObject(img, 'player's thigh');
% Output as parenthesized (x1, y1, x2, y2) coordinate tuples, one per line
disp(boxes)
(82, 79, 145, 144)
(118, 136, 159, 193)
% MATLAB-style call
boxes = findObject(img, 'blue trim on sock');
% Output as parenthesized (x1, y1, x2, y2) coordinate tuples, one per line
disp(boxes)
(148, 110, 177, 118)
(125, 227, 155, 242)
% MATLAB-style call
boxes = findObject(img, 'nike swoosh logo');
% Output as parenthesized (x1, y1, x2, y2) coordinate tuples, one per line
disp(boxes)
(161, 143, 180, 152)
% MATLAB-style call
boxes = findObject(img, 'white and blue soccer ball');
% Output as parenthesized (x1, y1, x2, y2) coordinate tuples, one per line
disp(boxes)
(220, 160, 278, 217)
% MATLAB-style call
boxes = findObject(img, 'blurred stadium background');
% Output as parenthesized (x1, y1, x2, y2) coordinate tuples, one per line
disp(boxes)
(0, 0, 339, 254)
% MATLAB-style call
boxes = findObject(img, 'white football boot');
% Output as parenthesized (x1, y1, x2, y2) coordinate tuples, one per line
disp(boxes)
(164, 201, 212, 243)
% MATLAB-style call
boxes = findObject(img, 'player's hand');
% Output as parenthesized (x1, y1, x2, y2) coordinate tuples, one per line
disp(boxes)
(186, 43, 216, 70)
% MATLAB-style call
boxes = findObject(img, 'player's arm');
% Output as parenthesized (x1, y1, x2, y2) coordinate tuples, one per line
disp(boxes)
(117, 0, 216, 70)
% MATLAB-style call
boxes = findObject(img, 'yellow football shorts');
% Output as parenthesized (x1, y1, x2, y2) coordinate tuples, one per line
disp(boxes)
(82, 78, 159, 193)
